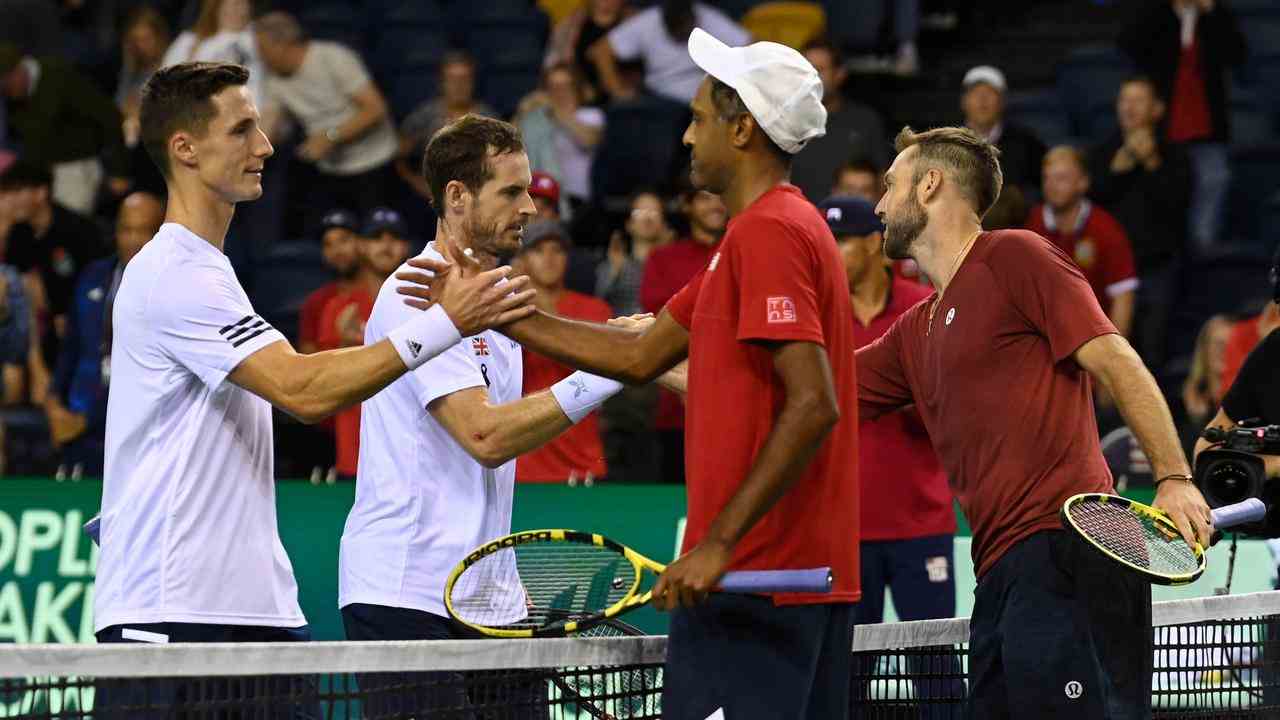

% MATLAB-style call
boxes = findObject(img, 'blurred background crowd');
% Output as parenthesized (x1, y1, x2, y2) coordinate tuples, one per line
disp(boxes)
(0, 0, 1276, 487)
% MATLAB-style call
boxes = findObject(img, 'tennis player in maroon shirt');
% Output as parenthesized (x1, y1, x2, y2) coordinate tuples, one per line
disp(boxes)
(400, 29, 859, 720)
(859, 125, 1213, 718)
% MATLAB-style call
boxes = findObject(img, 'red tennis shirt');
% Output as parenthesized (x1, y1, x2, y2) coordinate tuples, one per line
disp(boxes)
(856, 230, 1116, 578)
(666, 184, 859, 605)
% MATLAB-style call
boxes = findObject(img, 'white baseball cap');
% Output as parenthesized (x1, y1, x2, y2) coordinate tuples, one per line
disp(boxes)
(962, 65, 1007, 93)
(687, 27, 827, 154)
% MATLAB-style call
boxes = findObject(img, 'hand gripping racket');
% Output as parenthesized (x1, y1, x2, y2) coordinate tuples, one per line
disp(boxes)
(1061, 494, 1266, 585)
(444, 529, 832, 638)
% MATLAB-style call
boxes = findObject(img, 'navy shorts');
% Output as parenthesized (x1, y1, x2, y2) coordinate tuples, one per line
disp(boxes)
(662, 592, 854, 720)
(94, 621, 319, 719)
(968, 530, 1152, 720)
(341, 602, 547, 719)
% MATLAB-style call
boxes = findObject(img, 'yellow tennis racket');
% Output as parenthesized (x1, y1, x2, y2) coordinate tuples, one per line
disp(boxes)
(444, 529, 832, 638)
(1060, 493, 1265, 585)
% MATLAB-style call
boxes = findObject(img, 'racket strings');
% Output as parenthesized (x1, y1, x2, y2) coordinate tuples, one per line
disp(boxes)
(1068, 501, 1200, 575)
(449, 542, 637, 631)
(556, 621, 662, 719)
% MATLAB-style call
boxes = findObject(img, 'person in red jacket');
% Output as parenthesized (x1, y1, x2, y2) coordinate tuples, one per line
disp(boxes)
(638, 186, 725, 483)
(298, 208, 361, 354)
(514, 220, 613, 483)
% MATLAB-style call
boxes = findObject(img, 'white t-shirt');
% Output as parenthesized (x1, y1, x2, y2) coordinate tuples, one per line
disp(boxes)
(161, 29, 266, 109)
(266, 41, 398, 176)
(95, 223, 303, 632)
(555, 107, 605, 200)
(339, 243, 525, 620)
(608, 5, 751, 104)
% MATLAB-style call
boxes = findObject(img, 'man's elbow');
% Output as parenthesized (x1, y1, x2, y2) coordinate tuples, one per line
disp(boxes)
(466, 435, 512, 469)
(799, 390, 840, 434)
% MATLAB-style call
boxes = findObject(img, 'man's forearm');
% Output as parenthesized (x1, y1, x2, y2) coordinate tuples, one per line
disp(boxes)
(445, 391, 574, 469)
(1095, 341, 1190, 478)
(501, 310, 683, 384)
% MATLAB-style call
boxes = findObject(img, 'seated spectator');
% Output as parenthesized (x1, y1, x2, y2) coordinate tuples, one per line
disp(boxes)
(1182, 314, 1231, 429)
(530, 171, 563, 222)
(317, 207, 408, 478)
(1120, 0, 1245, 255)
(0, 160, 110, 375)
(597, 190, 673, 316)
(1024, 146, 1138, 340)
(161, 0, 263, 103)
(1220, 302, 1280, 394)
(395, 52, 497, 206)
(1089, 76, 1192, 370)
(117, 6, 171, 150)
(830, 157, 884, 203)
(517, 63, 605, 211)
(791, 41, 891, 202)
(514, 221, 612, 483)
(45, 192, 162, 478)
(255, 12, 398, 235)
(588, 0, 749, 104)
(640, 187, 725, 484)
(298, 208, 361, 355)
(960, 65, 1045, 199)
(544, 0, 637, 104)
(0, 44, 130, 213)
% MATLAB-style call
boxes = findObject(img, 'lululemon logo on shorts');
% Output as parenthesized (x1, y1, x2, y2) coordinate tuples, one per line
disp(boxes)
(945, 307, 956, 325)
(1064, 681, 1083, 700)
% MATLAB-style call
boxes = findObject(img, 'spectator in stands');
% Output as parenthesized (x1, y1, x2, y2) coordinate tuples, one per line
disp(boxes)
(117, 6, 171, 149)
(640, 187, 725, 484)
(0, 43, 131, 214)
(517, 63, 605, 211)
(254, 12, 398, 234)
(588, 0, 749, 104)
(1120, 0, 1245, 256)
(162, 0, 264, 104)
(790, 41, 890, 202)
(45, 192, 163, 479)
(960, 65, 1046, 198)
(545, 0, 637, 104)
(298, 208, 361, 355)
(830, 157, 884, 203)
(318, 207, 409, 479)
(1089, 76, 1193, 371)
(0, 160, 110, 383)
(529, 171, 563, 222)
(514, 221, 613, 483)
(395, 52, 496, 205)
(1220, 301, 1279, 394)
(598, 190, 673, 316)
(1025, 146, 1138, 341)
(1181, 314, 1231, 449)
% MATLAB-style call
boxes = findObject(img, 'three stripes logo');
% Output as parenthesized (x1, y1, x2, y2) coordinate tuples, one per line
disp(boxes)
(407, 340, 423, 358)
(219, 315, 272, 348)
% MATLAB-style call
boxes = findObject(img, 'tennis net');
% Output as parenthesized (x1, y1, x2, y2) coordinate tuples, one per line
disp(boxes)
(1, 592, 1279, 718)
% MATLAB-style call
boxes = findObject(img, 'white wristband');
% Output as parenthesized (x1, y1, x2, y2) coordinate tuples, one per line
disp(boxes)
(550, 371, 624, 424)
(387, 304, 462, 371)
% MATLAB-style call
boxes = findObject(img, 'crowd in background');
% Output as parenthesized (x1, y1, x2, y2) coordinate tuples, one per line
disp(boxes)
(0, 0, 1271, 487)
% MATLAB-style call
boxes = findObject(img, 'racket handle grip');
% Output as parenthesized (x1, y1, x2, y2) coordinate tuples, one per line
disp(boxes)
(1210, 498, 1267, 530)
(718, 568, 833, 593)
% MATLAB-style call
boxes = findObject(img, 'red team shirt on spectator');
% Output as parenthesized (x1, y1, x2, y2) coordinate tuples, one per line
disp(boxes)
(666, 185, 859, 604)
(517, 291, 613, 483)
(852, 273, 955, 541)
(318, 288, 375, 476)
(1024, 201, 1138, 317)
(299, 282, 342, 351)
(856, 230, 1116, 578)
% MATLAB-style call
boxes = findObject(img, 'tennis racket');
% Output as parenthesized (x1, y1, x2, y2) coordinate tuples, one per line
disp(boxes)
(548, 619, 661, 720)
(1060, 493, 1266, 585)
(444, 529, 832, 638)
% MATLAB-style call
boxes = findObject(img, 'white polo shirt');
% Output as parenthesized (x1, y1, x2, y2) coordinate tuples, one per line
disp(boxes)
(94, 223, 304, 632)
(339, 243, 524, 619)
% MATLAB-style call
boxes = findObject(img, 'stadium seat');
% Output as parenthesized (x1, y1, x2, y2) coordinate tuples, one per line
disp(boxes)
(740, 2, 826, 48)
(371, 25, 453, 78)
(297, 3, 367, 52)
(370, 0, 451, 27)
(480, 70, 543, 118)
(591, 96, 690, 207)
(1056, 45, 1134, 136)
(1239, 11, 1280, 60)
(465, 19, 549, 72)
(1227, 144, 1280, 254)
(1005, 91, 1073, 147)
(1081, 102, 1119, 143)
(386, 71, 440, 121)
(1230, 101, 1276, 147)
(251, 241, 335, 344)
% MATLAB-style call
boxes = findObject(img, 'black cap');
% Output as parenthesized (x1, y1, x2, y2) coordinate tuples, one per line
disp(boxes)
(362, 206, 407, 237)
(319, 208, 359, 234)
(817, 195, 883, 237)
(519, 220, 571, 252)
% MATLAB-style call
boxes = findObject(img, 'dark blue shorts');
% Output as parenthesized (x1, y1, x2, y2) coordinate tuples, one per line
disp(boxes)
(662, 592, 854, 720)
(341, 602, 547, 719)
(968, 530, 1153, 720)
(94, 621, 319, 719)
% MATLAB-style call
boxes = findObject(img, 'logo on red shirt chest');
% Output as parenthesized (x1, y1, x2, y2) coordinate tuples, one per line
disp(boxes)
(472, 338, 490, 356)
(766, 296, 797, 324)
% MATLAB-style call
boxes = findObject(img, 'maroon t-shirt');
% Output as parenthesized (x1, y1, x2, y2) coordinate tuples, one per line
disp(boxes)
(856, 230, 1116, 577)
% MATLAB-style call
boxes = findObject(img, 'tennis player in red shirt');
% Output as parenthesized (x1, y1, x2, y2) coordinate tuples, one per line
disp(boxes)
(402, 29, 859, 720)
(859, 125, 1212, 718)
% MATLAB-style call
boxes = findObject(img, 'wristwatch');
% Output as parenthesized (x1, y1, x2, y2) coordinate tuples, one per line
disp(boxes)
(325, 127, 341, 143)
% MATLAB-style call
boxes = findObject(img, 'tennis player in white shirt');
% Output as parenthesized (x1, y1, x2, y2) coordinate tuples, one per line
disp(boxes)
(338, 114, 628, 716)
(93, 62, 532, 717)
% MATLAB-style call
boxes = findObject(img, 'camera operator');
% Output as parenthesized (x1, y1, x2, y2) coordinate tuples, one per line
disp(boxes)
(1194, 328, 1280, 479)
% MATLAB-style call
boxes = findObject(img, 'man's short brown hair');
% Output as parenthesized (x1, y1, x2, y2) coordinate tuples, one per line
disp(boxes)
(894, 126, 1003, 218)
(422, 115, 525, 210)
(1043, 145, 1089, 176)
(140, 62, 250, 178)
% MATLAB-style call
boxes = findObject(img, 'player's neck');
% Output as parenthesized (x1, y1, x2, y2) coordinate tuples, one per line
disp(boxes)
(721, 157, 789, 216)
(434, 218, 499, 270)
(916, 215, 983, 294)
(163, 180, 234, 251)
